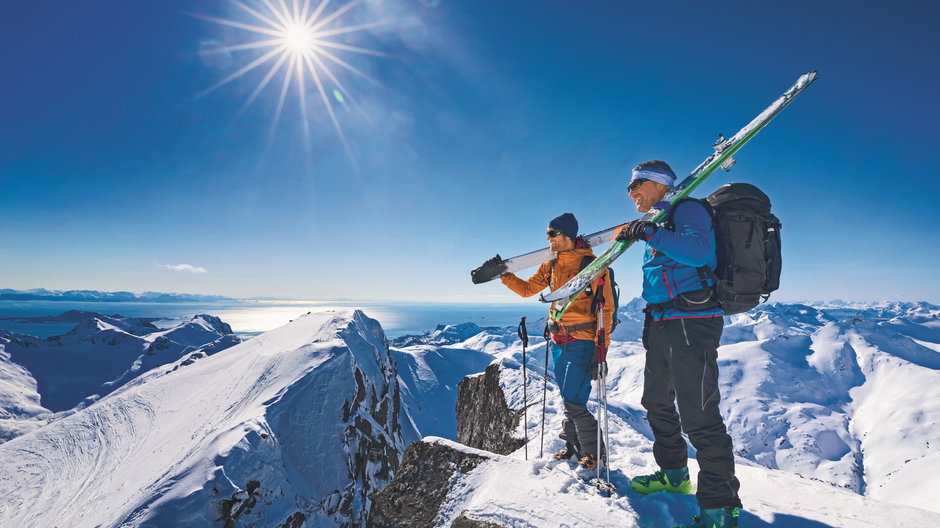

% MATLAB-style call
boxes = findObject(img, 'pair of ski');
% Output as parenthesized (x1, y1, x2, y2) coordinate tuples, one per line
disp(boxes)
(471, 71, 818, 323)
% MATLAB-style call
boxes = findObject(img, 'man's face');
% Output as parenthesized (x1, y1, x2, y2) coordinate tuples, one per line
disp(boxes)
(547, 229, 575, 252)
(628, 179, 668, 213)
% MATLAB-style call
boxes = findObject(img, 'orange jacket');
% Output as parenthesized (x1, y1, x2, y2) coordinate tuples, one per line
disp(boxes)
(501, 247, 615, 347)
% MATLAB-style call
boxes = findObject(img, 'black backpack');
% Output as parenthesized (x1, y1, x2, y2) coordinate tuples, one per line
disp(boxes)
(667, 183, 782, 315)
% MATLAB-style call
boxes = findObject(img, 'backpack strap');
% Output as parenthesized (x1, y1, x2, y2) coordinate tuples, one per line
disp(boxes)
(664, 197, 714, 232)
(666, 199, 718, 290)
(581, 255, 596, 299)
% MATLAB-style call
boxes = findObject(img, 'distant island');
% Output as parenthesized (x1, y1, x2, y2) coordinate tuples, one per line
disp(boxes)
(0, 289, 235, 303)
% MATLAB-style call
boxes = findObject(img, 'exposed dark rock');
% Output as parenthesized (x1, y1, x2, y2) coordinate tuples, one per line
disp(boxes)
(217, 479, 263, 527)
(369, 440, 489, 528)
(278, 512, 306, 528)
(451, 513, 511, 528)
(456, 364, 525, 455)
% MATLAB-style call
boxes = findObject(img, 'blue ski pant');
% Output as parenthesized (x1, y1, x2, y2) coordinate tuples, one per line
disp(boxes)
(552, 339, 605, 457)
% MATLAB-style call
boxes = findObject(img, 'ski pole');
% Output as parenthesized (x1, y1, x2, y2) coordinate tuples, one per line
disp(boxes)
(596, 375, 602, 481)
(592, 274, 609, 482)
(518, 316, 530, 460)
(540, 323, 550, 458)
(603, 373, 611, 485)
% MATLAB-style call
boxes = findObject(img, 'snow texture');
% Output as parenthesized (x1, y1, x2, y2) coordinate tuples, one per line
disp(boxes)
(390, 301, 940, 526)
(0, 301, 937, 527)
(0, 309, 404, 528)
(0, 313, 238, 442)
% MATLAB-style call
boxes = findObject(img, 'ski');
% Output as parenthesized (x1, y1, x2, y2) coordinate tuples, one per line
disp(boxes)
(470, 225, 627, 284)
(540, 71, 818, 322)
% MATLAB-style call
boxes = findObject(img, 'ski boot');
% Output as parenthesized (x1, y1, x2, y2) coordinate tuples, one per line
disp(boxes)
(577, 453, 606, 471)
(630, 467, 692, 495)
(674, 507, 740, 528)
(553, 442, 581, 461)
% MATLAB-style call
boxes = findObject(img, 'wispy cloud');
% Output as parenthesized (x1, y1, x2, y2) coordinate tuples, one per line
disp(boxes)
(158, 263, 208, 274)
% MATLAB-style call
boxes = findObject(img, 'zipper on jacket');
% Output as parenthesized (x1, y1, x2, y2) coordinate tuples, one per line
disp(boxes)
(662, 269, 675, 298)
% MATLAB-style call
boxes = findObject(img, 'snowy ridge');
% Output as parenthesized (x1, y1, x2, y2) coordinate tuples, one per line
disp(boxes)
(381, 300, 940, 523)
(0, 309, 405, 528)
(0, 301, 937, 527)
(0, 313, 238, 442)
(392, 343, 492, 441)
(0, 288, 233, 302)
(0, 314, 237, 416)
(421, 437, 937, 528)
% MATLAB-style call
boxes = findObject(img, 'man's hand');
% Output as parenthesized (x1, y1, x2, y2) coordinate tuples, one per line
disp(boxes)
(471, 254, 508, 284)
(589, 360, 608, 380)
(616, 220, 657, 242)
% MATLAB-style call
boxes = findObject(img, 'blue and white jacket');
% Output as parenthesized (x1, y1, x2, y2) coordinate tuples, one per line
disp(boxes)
(642, 200, 724, 321)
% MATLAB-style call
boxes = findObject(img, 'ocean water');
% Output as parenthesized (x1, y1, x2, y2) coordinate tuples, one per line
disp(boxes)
(0, 300, 549, 340)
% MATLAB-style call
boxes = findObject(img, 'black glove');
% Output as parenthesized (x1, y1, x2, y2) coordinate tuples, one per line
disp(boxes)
(589, 360, 608, 380)
(471, 254, 508, 284)
(616, 220, 657, 242)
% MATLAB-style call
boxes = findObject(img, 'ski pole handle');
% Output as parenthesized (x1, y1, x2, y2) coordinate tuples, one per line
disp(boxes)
(517, 316, 529, 347)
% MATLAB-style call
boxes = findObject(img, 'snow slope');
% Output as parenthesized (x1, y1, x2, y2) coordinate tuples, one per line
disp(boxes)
(394, 301, 940, 516)
(1, 313, 237, 412)
(0, 301, 936, 527)
(392, 343, 493, 440)
(0, 310, 405, 528)
(0, 313, 239, 442)
(426, 437, 939, 528)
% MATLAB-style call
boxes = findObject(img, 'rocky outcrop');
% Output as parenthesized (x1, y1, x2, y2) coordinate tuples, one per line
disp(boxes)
(451, 513, 510, 528)
(369, 440, 490, 528)
(369, 360, 525, 527)
(456, 364, 525, 455)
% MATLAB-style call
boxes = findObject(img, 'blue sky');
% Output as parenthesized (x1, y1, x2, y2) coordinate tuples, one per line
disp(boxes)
(2, 0, 938, 303)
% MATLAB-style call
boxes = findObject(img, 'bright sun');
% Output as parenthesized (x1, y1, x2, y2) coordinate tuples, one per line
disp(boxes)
(282, 24, 314, 54)
(193, 0, 389, 159)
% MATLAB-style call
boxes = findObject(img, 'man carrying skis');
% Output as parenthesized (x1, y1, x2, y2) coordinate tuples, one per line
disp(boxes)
(499, 212, 615, 471)
(617, 160, 743, 528)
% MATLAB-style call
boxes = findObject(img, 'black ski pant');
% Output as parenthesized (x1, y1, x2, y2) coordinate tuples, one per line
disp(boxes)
(641, 315, 742, 510)
(559, 401, 605, 458)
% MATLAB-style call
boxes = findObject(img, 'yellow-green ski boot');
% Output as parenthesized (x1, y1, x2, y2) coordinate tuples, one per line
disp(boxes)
(630, 467, 692, 495)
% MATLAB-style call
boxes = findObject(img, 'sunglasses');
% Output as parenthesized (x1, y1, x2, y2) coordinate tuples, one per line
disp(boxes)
(546, 229, 563, 238)
(629, 178, 650, 192)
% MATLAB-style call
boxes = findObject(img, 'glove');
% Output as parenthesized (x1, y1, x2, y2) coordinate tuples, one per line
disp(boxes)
(589, 360, 608, 380)
(616, 220, 657, 242)
(471, 254, 508, 284)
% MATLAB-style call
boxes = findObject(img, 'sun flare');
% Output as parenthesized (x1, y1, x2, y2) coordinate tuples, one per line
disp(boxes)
(193, 0, 389, 159)
(282, 24, 315, 53)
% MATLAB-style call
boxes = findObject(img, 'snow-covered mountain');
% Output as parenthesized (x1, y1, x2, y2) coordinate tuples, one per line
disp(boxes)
(0, 310, 405, 528)
(0, 301, 937, 527)
(0, 312, 239, 442)
(0, 288, 234, 302)
(386, 301, 940, 518)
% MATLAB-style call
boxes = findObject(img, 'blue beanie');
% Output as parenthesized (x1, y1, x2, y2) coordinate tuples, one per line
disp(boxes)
(548, 213, 578, 240)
